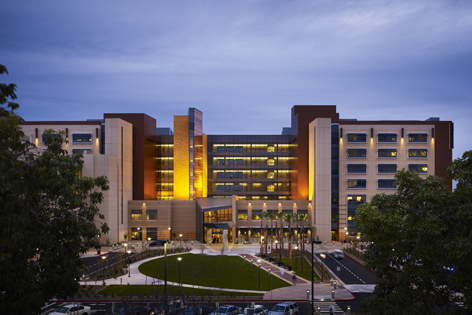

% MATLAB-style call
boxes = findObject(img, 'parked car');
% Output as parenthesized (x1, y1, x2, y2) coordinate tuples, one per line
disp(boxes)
(268, 302, 298, 315)
(49, 304, 91, 315)
(150, 239, 168, 246)
(210, 305, 240, 315)
(239, 305, 268, 315)
(184, 304, 214, 315)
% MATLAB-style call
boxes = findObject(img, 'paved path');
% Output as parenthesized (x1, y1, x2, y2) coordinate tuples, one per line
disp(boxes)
(81, 242, 356, 301)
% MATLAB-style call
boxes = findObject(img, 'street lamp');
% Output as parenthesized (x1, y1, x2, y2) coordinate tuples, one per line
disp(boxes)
(177, 257, 182, 287)
(101, 255, 106, 285)
(320, 253, 326, 283)
(257, 259, 262, 290)
(295, 245, 299, 271)
(179, 234, 183, 248)
(148, 237, 151, 249)
(127, 250, 131, 277)
(275, 240, 279, 262)
(168, 227, 172, 241)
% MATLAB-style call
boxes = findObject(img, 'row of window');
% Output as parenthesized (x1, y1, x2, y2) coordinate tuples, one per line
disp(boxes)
(347, 148, 428, 158)
(237, 209, 308, 220)
(214, 183, 290, 192)
(42, 133, 93, 144)
(213, 170, 290, 179)
(346, 164, 428, 174)
(347, 179, 397, 189)
(131, 210, 157, 220)
(213, 144, 290, 153)
(347, 133, 428, 143)
(212, 157, 291, 166)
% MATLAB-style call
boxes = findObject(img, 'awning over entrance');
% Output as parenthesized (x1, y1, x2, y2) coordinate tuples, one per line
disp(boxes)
(196, 197, 232, 212)
(203, 221, 235, 230)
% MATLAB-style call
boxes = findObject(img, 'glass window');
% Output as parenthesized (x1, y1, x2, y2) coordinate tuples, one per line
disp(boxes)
(347, 179, 367, 189)
(227, 159, 234, 165)
(267, 171, 275, 179)
(146, 210, 157, 220)
(267, 185, 275, 192)
(235, 159, 243, 165)
(347, 195, 366, 204)
(235, 185, 243, 192)
(377, 133, 397, 143)
(267, 159, 275, 166)
(72, 149, 92, 155)
(408, 149, 428, 158)
(217, 185, 225, 192)
(235, 172, 243, 179)
(409, 164, 428, 173)
(226, 146, 234, 152)
(252, 210, 262, 220)
(238, 210, 248, 220)
(347, 164, 367, 174)
(378, 164, 397, 173)
(217, 159, 225, 165)
(41, 133, 61, 144)
(378, 149, 397, 158)
(347, 133, 367, 143)
(226, 185, 233, 192)
(131, 227, 142, 240)
(146, 228, 157, 240)
(216, 146, 225, 152)
(347, 149, 367, 158)
(131, 210, 142, 220)
(217, 172, 225, 179)
(408, 133, 428, 143)
(235, 146, 243, 152)
(378, 179, 397, 189)
(72, 133, 92, 143)
(226, 172, 234, 179)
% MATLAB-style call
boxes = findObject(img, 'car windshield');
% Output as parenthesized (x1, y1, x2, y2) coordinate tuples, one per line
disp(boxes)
(57, 307, 70, 313)
(272, 305, 285, 312)
(217, 307, 229, 313)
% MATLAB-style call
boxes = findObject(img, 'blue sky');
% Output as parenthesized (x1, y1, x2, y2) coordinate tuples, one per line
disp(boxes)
(2, 0, 471, 160)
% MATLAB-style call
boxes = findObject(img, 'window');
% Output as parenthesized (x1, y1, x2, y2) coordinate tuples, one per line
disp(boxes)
(347, 149, 367, 158)
(217, 159, 225, 165)
(267, 159, 275, 166)
(408, 149, 428, 158)
(216, 146, 225, 152)
(408, 133, 428, 143)
(235, 146, 243, 152)
(131, 210, 142, 220)
(146, 210, 157, 220)
(146, 228, 157, 240)
(238, 210, 248, 220)
(377, 133, 397, 143)
(347, 133, 367, 143)
(226, 185, 233, 192)
(267, 185, 275, 192)
(217, 172, 225, 179)
(235, 172, 243, 178)
(41, 133, 61, 144)
(378, 149, 397, 158)
(347, 195, 366, 204)
(72, 133, 92, 143)
(235, 159, 243, 165)
(72, 149, 92, 155)
(226, 146, 234, 152)
(378, 164, 397, 173)
(267, 172, 275, 179)
(217, 185, 225, 192)
(131, 227, 142, 240)
(378, 179, 397, 189)
(252, 210, 262, 220)
(409, 164, 428, 173)
(347, 179, 367, 189)
(235, 185, 243, 192)
(347, 164, 367, 174)
(227, 159, 234, 165)
(226, 172, 234, 179)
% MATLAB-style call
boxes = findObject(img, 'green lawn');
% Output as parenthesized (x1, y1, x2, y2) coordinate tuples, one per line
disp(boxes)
(281, 257, 321, 281)
(99, 285, 264, 297)
(138, 253, 290, 291)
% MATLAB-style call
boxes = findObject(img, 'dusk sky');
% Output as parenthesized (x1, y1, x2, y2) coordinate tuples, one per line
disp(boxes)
(2, 1, 471, 160)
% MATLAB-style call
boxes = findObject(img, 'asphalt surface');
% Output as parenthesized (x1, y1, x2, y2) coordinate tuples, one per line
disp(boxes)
(316, 252, 378, 285)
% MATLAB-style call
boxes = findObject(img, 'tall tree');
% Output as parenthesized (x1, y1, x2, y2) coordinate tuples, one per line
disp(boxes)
(356, 168, 463, 315)
(0, 65, 109, 314)
(267, 211, 277, 259)
(282, 213, 294, 267)
(296, 213, 308, 273)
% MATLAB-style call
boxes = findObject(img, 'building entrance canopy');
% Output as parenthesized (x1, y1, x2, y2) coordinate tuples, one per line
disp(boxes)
(203, 221, 235, 230)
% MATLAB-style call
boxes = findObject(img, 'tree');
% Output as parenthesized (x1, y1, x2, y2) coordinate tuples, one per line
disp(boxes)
(282, 213, 294, 267)
(267, 211, 277, 259)
(0, 65, 109, 314)
(356, 167, 466, 315)
(295, 213, 308, 273)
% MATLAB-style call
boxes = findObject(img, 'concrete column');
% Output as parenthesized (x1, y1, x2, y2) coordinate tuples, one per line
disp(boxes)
(223, 230, 228, 250)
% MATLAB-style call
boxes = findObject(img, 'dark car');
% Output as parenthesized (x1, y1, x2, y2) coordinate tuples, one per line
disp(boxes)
(150, 239, 168, 247)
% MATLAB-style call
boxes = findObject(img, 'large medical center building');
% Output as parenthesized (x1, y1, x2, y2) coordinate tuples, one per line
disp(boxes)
(20, 106, 454, 245)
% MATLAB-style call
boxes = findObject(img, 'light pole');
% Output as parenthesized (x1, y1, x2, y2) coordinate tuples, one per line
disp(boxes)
(295, 245, 299, 272)
(148, 237, 151, 250)
(177, 257, 182, 287)
(101, 255, 106, 285)
(127, 250, 131, 277)
(257, 259, 262, 290)
(179, 234, 183, 248)
(168, 227, 172, 241)
(320, 253, 326, 283)
(275, 240, 279, 263)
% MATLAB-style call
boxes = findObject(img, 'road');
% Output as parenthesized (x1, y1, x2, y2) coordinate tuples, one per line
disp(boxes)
(80, 252, 138, 277)
(316, 252, 377, 285)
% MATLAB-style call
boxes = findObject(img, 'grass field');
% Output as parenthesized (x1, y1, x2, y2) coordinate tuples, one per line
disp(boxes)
(138, 253, 290, 291)
(98, 285, 264, 297)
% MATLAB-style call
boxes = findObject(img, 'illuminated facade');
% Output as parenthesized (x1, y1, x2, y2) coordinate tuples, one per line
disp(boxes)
(21, 106, 454, 244)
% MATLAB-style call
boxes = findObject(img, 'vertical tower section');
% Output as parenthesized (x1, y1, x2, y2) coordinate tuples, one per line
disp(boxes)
(174, 115, 190, 200)
(189, 108, 203, 200)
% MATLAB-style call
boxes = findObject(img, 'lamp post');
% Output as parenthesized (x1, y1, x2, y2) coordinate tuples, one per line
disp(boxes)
(257, 259, 262, 290)
(101, 255, 106, 285)
(320, 253, 326, 283)
(275, 240, 279, 263)
(148, 237, 151, 249)
(295, 245, 298, 272)
(179, 234, 183, 248)
(177, 257, 182, 287)
(168, 227, 172, 241)
(127, 250, 131, 277)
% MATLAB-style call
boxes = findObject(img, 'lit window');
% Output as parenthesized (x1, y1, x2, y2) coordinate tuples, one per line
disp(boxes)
(377, 133, 397, 143)
(131, 210, 142, 220)
(347, 133, 367, 143)
(347, 179, 367, 189)
(267, 185, 275, 192)
(408, 149, 428, 158)
(267, 159, 275, 166)
(72, 133, 92, 143)
(408, 164, 428, 174)
(146, 210, 157, 220)
(408, 133, 428, 143)
(72, 149, 92, 155)
(347, 149, 367, 158)
(378, 149, 397, 158)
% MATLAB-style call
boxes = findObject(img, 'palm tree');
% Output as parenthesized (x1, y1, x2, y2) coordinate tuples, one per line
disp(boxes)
(259, 211, 269, 257)
(282, 213, 294, 267)
(267, 211, 277, 259)
(295, 213, 309, 272)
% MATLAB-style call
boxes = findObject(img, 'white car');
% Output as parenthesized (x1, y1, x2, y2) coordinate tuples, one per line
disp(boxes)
(210, 305, 240, 315)
(239, 305, 268, 315)
(49, 304, 91, 315)
(268, 302, 298, 315)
